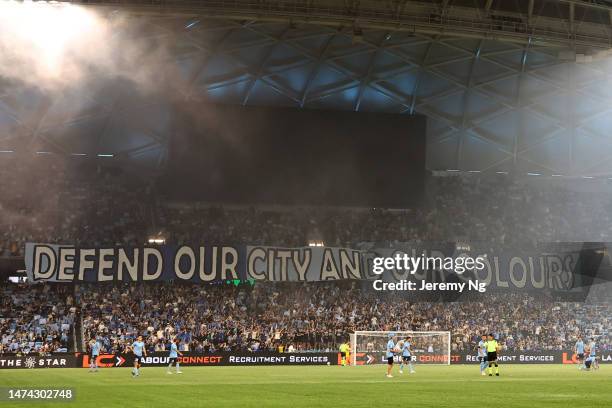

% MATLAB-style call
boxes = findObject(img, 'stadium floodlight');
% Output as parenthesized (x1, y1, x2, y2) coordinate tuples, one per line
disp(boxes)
(185, 20, 199, 29)
(350, 331, 451, 366)
(308, 240, 324, 247)
(0, 0, 103, 80)
(148, 237, 165, 245)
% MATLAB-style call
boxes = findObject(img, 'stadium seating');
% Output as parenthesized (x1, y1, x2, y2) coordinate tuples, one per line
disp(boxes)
(1, 281, 609, 355)
(4, 160, 612, 255)
(1, 160, 611, 355)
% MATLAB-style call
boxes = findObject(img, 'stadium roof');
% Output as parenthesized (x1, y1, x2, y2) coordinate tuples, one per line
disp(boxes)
(2, 0, 612, 176)
(69, 0, 612, 50)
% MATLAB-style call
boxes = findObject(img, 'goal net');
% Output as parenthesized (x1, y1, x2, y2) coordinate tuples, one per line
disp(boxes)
(350, 331, 451, 366)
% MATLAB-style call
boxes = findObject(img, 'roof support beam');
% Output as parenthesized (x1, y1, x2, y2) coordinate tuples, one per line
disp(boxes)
(184, 27, 236, 100)
(354, 33, 391, 111)
(514, 36, 532, 168)
(528, 0, 535, 23)
(408, 39, 436, 115)
(456, 39, 484, 170)
(569, 2, 575, 38)
(299, 32, 337, 107)
(242, 27, 293, 105)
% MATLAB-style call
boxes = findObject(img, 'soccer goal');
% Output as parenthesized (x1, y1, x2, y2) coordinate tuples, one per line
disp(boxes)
(350, 331, 451, 366)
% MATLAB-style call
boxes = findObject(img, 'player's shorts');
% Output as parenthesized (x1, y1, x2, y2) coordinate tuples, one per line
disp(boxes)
(402, 355, 411, 362)
(134, 355, 143, 364)
(90, 353, 98, 360)
(585, 359, 592, 369)
(387, 357, 394, 365)
(487, 352, 497, 361)
(169, 357, 177, 364)
(340, 352, 346, 358)
(479, 355, 488, 363)
(577, 353, 584, 359)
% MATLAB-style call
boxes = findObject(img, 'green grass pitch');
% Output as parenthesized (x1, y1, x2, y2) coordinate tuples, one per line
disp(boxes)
(0, 365, 610, 408)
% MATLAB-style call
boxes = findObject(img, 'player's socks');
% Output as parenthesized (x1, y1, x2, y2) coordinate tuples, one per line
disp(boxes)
(176, 363, 181, 373)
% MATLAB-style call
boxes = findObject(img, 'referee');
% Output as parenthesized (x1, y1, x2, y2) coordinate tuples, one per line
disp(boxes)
(486, 334, 500, 376)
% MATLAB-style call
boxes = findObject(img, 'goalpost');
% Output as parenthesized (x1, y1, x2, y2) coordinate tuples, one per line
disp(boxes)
(350, 331, 451, 366)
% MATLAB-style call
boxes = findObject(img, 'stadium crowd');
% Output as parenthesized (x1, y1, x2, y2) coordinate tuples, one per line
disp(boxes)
(0, 284, 75, 355)
(76, 283, 612, 355)
(0, 158, 151, 257)
(2, 281, 609, 356)
(3, 158, 612, 255)
(1, 159, 611, 356)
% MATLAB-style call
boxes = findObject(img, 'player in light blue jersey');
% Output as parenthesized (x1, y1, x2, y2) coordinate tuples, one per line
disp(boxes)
(477, 334, 488, 376)
(386, 333, 396, 378)
(585, 339, 598, 371)
(88, 338, 102, 373)
(399, 336, 415, 374)
(574, 336, 585, 370)
(129, 335, 147, 377)
(167, 338, 184, 374)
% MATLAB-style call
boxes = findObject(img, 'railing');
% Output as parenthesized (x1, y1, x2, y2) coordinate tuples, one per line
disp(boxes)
(68, 0, 612, 48)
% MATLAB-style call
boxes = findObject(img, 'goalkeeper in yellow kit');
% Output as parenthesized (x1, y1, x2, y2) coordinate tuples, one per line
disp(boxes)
(486, 334, 500, 376)
(339, 341, 350, 366)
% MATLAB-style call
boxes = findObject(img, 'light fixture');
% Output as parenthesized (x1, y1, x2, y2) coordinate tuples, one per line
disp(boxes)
(148, 237, 166, 245)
